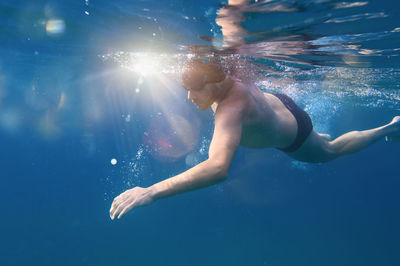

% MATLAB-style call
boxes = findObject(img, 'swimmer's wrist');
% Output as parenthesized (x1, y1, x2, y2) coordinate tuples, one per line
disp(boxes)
(148, 180, 176, 201)
(148, 184, 161, 201)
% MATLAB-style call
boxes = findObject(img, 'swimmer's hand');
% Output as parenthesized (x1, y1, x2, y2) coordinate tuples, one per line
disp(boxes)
(110, 186, 155, 220)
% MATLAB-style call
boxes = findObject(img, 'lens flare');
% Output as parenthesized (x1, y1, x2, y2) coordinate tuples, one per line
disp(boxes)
(143, 113, 199, 162)
(46, 19, 65, 35)
(57, 91, 66, 110)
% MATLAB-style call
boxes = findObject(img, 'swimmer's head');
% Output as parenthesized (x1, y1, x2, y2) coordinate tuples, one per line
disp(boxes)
(182, 59, 226, 91)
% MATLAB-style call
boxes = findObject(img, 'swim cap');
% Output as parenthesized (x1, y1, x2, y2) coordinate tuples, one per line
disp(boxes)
(182, 59, 226, 90)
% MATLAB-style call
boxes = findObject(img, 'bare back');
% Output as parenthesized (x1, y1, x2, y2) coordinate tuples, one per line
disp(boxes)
(214, 81, 298, 149)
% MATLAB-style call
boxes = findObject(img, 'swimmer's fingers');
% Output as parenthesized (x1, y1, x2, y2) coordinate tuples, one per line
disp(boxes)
(110, 200, 119, 219)
(117, 202, 136, 219)
(110, 196, 122, 218)
(110, 200, 117, 218)
(110, 193, 132, 219)
(111, 197, 133, 220)
(109, 205, 114, 218)
(110, 186, 154, 220)
(110, 196, 120, 212)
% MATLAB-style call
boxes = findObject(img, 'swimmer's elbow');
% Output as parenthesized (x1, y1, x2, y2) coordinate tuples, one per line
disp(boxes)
(210, 160, 230, 181)
(216, 168, 229, 181)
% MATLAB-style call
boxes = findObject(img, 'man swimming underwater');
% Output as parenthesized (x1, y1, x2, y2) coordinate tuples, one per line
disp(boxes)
(110, 59, 400, 220)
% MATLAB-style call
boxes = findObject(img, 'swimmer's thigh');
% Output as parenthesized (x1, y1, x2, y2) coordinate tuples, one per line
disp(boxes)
(288, 130, 336, 163)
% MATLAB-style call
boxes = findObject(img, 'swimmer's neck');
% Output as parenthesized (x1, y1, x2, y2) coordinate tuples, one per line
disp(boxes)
(211, 76, 235, 112)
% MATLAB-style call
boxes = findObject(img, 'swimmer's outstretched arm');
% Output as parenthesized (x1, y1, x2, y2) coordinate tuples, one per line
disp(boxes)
(109, 160, 228, 220)
(110, 104, 243, 220)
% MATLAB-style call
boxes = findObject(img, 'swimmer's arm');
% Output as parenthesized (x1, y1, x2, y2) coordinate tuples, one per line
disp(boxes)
(149, 158, 230, 200)
(110, 104, 243, 219)
(149, 104, 243, 200)
(111, 158, 232, 219)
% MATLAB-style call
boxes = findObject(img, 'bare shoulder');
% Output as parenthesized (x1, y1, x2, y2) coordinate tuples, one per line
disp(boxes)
(215, 82, 247, 121)
(224, 80, 249, 104)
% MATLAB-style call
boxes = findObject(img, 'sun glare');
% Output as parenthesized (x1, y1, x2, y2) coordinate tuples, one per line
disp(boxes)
(127, 53, 161, 77)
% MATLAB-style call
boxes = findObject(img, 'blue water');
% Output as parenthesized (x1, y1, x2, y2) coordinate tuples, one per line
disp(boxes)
(1, 0, 400, 265)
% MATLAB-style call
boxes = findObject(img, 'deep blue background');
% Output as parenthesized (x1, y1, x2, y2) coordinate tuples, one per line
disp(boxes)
(1, 0, 400, 265)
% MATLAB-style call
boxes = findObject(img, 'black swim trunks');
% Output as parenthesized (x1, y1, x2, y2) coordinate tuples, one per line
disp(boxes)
(273, 93, 313, 153)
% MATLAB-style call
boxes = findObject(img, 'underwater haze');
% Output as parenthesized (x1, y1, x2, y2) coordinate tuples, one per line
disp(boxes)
(1, 0, 400, 265)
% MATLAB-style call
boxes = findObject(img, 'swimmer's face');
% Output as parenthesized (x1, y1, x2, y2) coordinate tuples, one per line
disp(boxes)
(182, 68, 213, 110)
(185, 85, 214, 110)
(181, 60, 225, 110)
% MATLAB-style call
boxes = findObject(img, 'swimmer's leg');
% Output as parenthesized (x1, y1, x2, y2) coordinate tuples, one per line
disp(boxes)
(327, 116, 400, 159)
(318, 133, 332, 141)
(385, 116, 400, 142)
